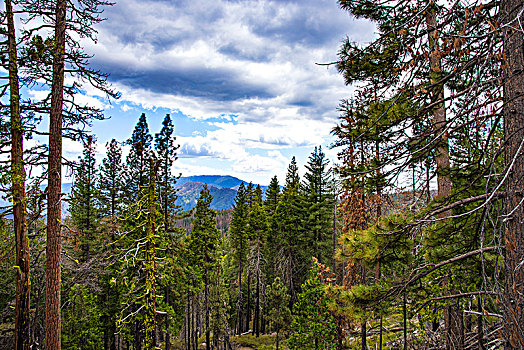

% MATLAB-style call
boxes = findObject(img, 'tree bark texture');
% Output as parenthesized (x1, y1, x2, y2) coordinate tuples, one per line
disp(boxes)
(426, 3, 462, 349)
(502, 0, 524, 348)
(144, 159, 157, 349)
(7, 0, 31, 348)
(236, 243, 243, 335)
(204, 270, 210, 350)
(46, 0, 66, 348)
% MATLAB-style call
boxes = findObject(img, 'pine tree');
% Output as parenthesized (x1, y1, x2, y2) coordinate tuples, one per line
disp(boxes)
(270, 157, 307, 303)
(5, 0, 30, 346)
(154, 113, 181, 232)
(98, 139, 124, 223)
(124, 113, 153, 203)
(46, 2, 67, 346)
(114, 158, 163, 348)
(70, 137, 99, 261)
(302, 146, 334, 265)
(265, 277, 291, 350)
(288, 262, 337, 350)
(264, 176, 280, 286)
(334, 1, 503, 348)
(188, 185, 221, 350)
(247, 185, 268, 337)
(501, 0, 524, 346)
(229, 183, 249, 334)
(264, 175, 280, 217)
(144, 159, 159, 350)
(284, 156, 300, 191)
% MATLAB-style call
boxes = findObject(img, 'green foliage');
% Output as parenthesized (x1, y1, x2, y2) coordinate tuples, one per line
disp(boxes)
(233, 333, 288, 350)
(98, 138, 124, 220)
(62, 284, 104, 350)
(288, 264, 336, 350)
(284, 157, 299, 192)
(230, 183, 249, 269)
(266, 277, 291, 350)
(124, 113, 153, 203)
(302, 146, 335, 265)
(154, 113, 182, 231)
(270, 169, 308, 300)
(189, 185, 221, 272)
(264, 175, 280, 217)
(70, 137, 100, 261)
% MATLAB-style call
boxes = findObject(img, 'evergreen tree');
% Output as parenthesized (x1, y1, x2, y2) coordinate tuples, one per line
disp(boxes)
(265, 277, 291, 350)
(154, 113, 181, 232)
(70, 137, 100, 261)
(288, 262, 337, 350)
(4, 1, 31, 346)
(334, 1, 504, 347)
(502, 0, 524, 345)
(114, 158, 162, 348)
(188, 185, 221, 350)
(284, 156, 300, 191)
(124, 113, 153, 203)
(264, 176, 281, 286)
(246, 181, 255, 208)
(247, 185, 268, 337)
(270, 158, 307, 303)
(62, 285, 104, 349)
(229, 183, 249, 334)
(264, 175, 280, 217)
(302, 146, 334, 265)
(143, 159, 159, 349)
(95, 138, 125, 349)
(98, 139, 124, 223)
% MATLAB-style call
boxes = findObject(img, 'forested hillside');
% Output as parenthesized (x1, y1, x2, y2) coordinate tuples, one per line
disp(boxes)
(1, 0, 524, 350)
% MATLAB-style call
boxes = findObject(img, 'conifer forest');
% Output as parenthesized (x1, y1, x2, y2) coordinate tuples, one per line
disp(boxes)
(1, 0, 524, 349)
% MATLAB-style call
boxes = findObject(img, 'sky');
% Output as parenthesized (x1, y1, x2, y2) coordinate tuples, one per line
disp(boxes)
(62, 0, 375, 185)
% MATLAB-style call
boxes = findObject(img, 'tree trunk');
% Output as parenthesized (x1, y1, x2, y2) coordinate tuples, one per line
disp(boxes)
(236, 246, 243, 334)
(332, 171, 337, 277)
(361, 321, 366, 350)
(144, 160, 157, 349)
(360, 266, 367, 350)
(502, 0, 524, 348)
(166, 287, 171, 350)
(375, 140, 383, 350)
(254, 270, 260, 337)
(246, 270, 251, 332)
(403, 292, 407, 350)
(425, 3, 462, 349)
(205, 269, 210, 350)
(46, 0, 67, 348)
(186, 291, 191, 350)
(7, 0, 31, 348)
(477, 297, 485, 350)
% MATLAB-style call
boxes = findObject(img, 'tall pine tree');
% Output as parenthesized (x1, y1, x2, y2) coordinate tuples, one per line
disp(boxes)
(188, 185, 220, 350)
(302, 146, 334, 265)
(70, 136, 99, 261)
(154, 114, 181, 232)
(124, 113, 153, 204)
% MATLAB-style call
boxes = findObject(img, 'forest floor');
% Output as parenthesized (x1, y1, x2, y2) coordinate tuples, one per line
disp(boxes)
(231, 333, 285, 350)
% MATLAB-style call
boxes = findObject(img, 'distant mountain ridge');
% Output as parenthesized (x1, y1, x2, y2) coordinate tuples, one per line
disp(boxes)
(177, 175, 249, 189)
(175, 175, 267, 211)
(1, 175, 261, 217)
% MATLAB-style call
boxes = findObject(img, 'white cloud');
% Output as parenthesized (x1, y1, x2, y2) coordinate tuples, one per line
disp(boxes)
(72, 0, 376, 183)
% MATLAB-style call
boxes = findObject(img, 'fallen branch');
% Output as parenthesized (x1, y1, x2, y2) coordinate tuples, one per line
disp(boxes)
(414, 291, 499, 313)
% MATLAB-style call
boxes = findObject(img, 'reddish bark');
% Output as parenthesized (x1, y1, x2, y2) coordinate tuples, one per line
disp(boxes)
(46, 0, 67, 348)
(502, 0, 524, 348)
